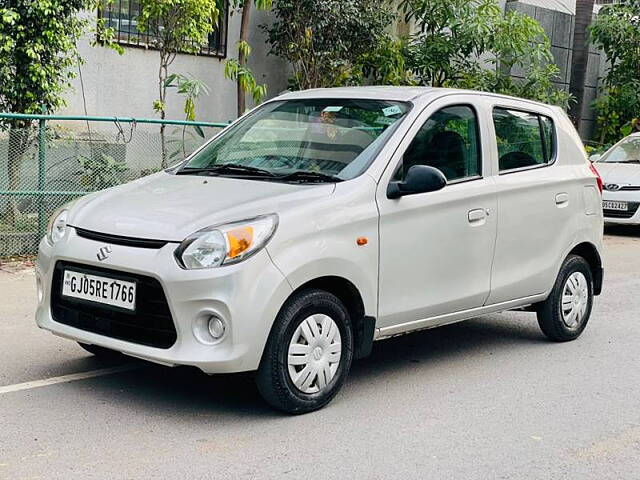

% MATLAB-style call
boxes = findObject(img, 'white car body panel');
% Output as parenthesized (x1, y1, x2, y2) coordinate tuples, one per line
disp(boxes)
(36, 87, 604, 374)
(69, 173, 335, 241)
(375, 94, 498, 327)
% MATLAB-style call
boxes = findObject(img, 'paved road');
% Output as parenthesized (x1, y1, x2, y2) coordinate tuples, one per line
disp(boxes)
(1, 228, 639, 479)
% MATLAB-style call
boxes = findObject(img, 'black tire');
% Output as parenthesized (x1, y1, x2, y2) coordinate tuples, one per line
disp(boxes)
(256, 289, 354, 414)
(537, 255, 594, 342)
(78, 342, 122, 359)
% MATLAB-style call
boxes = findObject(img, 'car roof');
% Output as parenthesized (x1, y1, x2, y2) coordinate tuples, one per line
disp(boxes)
(276, 86, 435, 102)
(275, 86, 558, 110)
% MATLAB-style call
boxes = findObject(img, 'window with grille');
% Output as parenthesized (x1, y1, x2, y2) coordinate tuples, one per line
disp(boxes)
(99, 1, 228, 58)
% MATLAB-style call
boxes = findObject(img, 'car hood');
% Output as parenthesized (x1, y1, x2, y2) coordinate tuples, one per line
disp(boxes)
(68, 172, 335, 241)
(594, 162, 640, 185)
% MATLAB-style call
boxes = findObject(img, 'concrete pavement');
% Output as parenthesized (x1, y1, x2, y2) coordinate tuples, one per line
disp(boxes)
(1, 227, 639, 479)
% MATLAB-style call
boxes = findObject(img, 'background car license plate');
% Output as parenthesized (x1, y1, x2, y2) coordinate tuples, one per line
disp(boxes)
(62, 270, 136, 310)
(603, 200, 628, 211)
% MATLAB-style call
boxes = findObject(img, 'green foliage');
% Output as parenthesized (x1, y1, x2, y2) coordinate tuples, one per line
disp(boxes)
(263, 0, 394, 89)
(165, 73, 210, 121)
(166, 125, 206, 163)
(0, 0, 89, 120)
(356, 37, 416, 86)
(263, 0, 569, 108)
(400, 0, 570, 107)
(137, 0, 220, 55)
(94, 0, 126, 54)
(78, 153, 128, 191)
(585, 142, 613, 156)
(135, 0, 219, 166)
(0, 0, 96, 225)
(226, 1, 272, 115)
(164, 73, 210, 161)
(590, 1, 640, 143)
(135, 0, 220, 116)
(0, 215, 37, 233)
(224, 57, 268, 104)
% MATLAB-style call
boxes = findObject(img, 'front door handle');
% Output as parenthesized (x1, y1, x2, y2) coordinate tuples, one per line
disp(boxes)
(468, 208, 487, 224)
(555, 192, 569, 207)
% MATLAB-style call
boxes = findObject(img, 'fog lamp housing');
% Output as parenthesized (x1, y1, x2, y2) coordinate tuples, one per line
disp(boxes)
(193, 312, 228, 345)
(208, 316, 226, 339)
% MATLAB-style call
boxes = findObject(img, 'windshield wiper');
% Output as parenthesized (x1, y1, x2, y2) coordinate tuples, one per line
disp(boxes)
(176, 163, 277, 177)
(276, 171, 344, 183)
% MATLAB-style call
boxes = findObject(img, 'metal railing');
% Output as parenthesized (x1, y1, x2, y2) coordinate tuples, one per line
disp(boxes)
(0, 113, 228, 256)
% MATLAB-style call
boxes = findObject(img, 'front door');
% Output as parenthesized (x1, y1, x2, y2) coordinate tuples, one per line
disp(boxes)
(376, 98, 497, 329)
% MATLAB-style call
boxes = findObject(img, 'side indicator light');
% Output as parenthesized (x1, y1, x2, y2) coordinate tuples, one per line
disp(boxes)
(356, 237, 368, 246)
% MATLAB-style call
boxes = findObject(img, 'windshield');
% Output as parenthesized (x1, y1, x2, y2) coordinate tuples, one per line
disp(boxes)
(599, 136, 640, 163)
(179, 98, 411, 181)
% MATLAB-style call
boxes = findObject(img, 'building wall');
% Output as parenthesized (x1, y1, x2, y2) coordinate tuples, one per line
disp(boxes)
(60, 8, 289, 124)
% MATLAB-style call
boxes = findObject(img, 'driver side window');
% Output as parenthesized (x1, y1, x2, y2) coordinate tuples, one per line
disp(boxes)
(396, 105, 481, 182)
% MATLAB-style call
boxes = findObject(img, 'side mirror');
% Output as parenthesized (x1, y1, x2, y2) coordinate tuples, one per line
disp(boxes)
(387, 165, 447, 199)
(589, 153, 602, 163)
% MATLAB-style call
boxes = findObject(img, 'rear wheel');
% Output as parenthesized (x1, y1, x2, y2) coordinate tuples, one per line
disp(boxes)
(256, 289, 353, 414)
(537, 255, 594, 342)
(78, 342, 122, 359)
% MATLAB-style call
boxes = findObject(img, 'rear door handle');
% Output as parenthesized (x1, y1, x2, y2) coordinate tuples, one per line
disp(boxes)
(555, 193, 569, 206)
(468, 208, 487, 224)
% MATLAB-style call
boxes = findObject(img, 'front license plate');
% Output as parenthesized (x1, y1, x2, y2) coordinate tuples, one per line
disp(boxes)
(603, 200, 628, 211)
(61, 270, 136, 311)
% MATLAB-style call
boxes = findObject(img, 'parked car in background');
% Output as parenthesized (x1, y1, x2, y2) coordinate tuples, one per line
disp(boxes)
(591, 133, 640, 225)
(36, 87, 604, 413)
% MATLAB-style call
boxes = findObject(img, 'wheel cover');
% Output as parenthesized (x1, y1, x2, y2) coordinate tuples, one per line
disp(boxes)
(287, 314, 342, 394)
(561, 271, 589, 329)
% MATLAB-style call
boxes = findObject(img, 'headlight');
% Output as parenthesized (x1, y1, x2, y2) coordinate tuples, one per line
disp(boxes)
(47, 208, 69, 245)
(175, 214, 278, 269)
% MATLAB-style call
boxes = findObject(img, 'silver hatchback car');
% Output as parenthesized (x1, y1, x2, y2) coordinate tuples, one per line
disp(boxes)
(36, 87, 604, 413)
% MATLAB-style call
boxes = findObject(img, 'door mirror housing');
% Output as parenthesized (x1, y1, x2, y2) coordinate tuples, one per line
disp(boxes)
(589, 153, 602, 163)
(387, 165, 447, 199)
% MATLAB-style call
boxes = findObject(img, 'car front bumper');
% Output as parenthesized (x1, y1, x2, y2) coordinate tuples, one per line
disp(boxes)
(602, 190, 640, 225)
(35, 228, 292, 374)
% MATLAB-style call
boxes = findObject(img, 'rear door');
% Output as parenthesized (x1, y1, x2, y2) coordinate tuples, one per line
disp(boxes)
(486, 102, 577, 304)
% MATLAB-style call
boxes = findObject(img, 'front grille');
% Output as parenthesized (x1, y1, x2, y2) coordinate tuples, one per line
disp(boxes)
(51, 261, 177, 349)
(603, 202, 640, 219)
(74, 227, 169, 249)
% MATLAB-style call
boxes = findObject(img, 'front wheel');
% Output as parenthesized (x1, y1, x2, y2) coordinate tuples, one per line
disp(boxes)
(537, 255, 594, 342)
(256, 289, 353, 414)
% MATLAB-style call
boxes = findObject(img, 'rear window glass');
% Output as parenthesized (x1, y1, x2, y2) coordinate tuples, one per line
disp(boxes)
(493, 108, 555, 172)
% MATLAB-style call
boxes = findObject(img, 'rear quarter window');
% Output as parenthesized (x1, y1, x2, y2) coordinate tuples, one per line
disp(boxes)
(493, 107, 556, 172)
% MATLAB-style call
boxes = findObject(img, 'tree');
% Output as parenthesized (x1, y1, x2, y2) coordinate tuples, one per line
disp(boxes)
(136, 0, 219, 167)
(590, 0, 640, 143)
(0, 0, 88, 225)
(568, 0, 596, 128)
(165, 73, 211, 160)
(400, 0, 571, 107)
(224, 0, 271, 117)
(263, 0, 394, 89)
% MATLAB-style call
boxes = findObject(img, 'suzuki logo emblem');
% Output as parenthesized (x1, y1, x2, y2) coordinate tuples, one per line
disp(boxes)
(605, 183, 621, 191)
(96, 245, 112, 261)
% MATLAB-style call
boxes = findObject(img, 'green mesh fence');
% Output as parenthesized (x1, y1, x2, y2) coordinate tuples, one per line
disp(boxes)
(0, 114, 227, 256)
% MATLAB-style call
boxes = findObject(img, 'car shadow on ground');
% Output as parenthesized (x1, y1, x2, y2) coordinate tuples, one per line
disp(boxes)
(60, 311, 548, 419)
(604, 224, 640, 238)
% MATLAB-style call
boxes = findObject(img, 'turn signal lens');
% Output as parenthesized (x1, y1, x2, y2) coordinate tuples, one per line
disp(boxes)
(226, 226, 254, 259)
